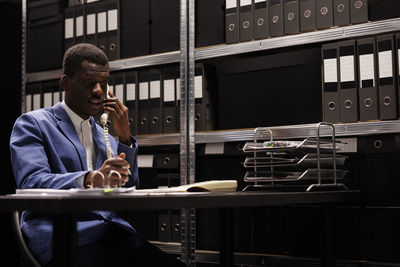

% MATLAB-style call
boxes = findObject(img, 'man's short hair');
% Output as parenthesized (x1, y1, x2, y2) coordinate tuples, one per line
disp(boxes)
(62, 43, 109, 77)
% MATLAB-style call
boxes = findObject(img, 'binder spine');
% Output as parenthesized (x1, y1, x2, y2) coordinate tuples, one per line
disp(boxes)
(333, 0, 350, 27)
(322, 43, 340, 123)
(284, 0, 300, 35)
(269, 0, 283, 37)
(225, 0, 240, 44)
(106, 0, 120, 61)
(125, 71, 138, 136)
(299, 0, 315, 32)
(253, 0, 269, 39)
(239, 0, 254, 42)
(316, 0, 333, 30)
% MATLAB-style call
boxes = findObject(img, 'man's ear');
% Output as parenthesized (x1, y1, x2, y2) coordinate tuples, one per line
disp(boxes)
(60, 75, 69, 91)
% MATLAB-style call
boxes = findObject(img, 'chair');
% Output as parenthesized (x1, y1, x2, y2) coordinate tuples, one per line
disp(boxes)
(11, 211, 42, 267)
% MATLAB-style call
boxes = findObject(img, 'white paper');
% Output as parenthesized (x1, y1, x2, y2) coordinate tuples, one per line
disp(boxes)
(139, 82, 149, 100)
(44, 92, 52, 108)
(398, 49, 400, 76)
(255, 0, 266, 3)
(150, 80, 161, 98)
(86, 14, 96, 35)
(26, 94, 32, 112)
(340, 55, 355, 82)
(97, 12, 107, 33)
(194, 75, 203, 99)
(378, 50, 393, 78)
(323, 58, 337, 83)
(76, 15, 83, 37)
(176, 78, 181, 100)
(108, 9, 118, 31)
(65, 18, 74, 39)
(240, 0, 252, 6)
(163, 79, 175, 102)
(33, 93, 40, 111)
(115, 84, 123, 101)
(205, 142, 225, 155)
(138, 155, 154, 168)
(126, 83, 136, 101)
(226, 0, 237, 9)
(359, 54, 375, 87)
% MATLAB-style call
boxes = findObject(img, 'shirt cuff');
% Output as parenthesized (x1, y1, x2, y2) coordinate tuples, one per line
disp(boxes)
(76, 174, 86, 188)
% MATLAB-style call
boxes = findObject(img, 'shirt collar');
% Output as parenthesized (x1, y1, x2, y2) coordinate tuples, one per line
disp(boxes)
(61, 101, 91, 136)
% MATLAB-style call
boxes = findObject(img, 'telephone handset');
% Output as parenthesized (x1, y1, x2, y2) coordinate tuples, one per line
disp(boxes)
(100, 85, 116, 159)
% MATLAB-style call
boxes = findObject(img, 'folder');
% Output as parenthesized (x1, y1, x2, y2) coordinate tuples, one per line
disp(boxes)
(316, 0, 333, 30)
(74, 4, 85, 44)
(106, 0, 120, 61)
(253, 0, 269, 40)
(148, 69, 162, 134)
(377, 34, 397, 120)
(42, 80, 53, 108)
(284, 0, 300, 35)
(225, 0, 240, 44)
(269, 0, 283, 37)
(64, 6, 75, 51)
(357, 37, 379, 121)
(120, 0, 151, 58)
(239, 0, 254, 42)
(155, 153, 179, 169)
(150, 0, 180, 54)
(338, 39, 358, 122)
(138, 71, 150, 135)
(195, 0, 225, 48)
(333, 0, 350, 27)
(85, 1, 97, 46)
(125, 71, 138, 136)
(96, 0, 108, 54)
(299, 0, 316, 32)
(322, 43, 340, 122)
(350, 0, 368, 24)
(162, 65, 179, 133)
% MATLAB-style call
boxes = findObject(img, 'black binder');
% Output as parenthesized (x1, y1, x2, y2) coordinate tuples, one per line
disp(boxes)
(125, 71, 138, 136)
(299, 0, 315, 32)
(120, 0, 151, 58)
(357, 37, 379, 121)
(316, 0, 333, 30)
(322, 42, 340, 123)
(338, 39, 358, 122)
(148, 69, 162, 134)
(333, 0, 350, 27)
(225, 0, 240, 44)
(113, 71, 124, 103)
(162, 65, 180, 133)
(350, 0, 368, 24)
(96, 0, 108, 54)
(377, 34, 397, 120)
(106, 0, 120, 61)
(239, 0, 254, 42)
(253, 0, 269, 40)
(74, 4, 84, 44)
(284, 0, 300, 35)
(28, 0, 63, 21)
(170, 211, 181, 242)
(195, 0, 225, 48)
(158, 212, 170, 242)
(64, 6, 75, 51)
(269, 0, 283, 37)
(85, 1, 97, 46)
(138, 71, 151, 135)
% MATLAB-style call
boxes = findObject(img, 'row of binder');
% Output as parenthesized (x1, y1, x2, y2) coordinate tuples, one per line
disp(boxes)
(225, 0, 369, 44)
(322, 33, 400, 123)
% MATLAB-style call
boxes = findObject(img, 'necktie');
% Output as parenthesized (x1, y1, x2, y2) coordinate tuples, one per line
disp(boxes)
(81, 120, 94, 171)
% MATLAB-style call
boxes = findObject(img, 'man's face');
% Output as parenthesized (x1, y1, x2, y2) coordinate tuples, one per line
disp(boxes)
(63, 60, 110, 119)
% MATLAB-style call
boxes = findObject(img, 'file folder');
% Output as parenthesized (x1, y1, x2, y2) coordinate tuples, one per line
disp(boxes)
(120, 0, 150, 58)
(138, 71, 150, 135)
(333, 0, 350, 27)
(299, 0, 316, 32)
(350, 0, 368, 24)
(64, 6, 75, 51)
(253, 0, 269, 40)
(85, 1, 97, 46)
(96, 0, 108, 54)
(338, 39, 358, 122)
(377, 34, 397, 120)
(74, 4, 84, 44)
(357, 37, 379, 121)
(316, 0, 333, 30)
(322, 43, 340, 122)
(225, 0, 240, 44)
(195, 0, 225, 48)
(125, 71, 138, 135)
(148, 69, 162, 134)
(106, 0, 120, 61)
(269, 0, 283, 37)
(284, 0, 300, 35)
(239, 0, 254, 42)
(162, 65, 179, 133)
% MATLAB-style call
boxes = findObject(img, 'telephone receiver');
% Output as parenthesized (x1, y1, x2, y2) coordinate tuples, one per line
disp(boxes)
(100, 85, 115, 159)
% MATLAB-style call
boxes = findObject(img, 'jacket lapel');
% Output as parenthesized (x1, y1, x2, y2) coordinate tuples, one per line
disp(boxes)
(91, 117, 108, 169)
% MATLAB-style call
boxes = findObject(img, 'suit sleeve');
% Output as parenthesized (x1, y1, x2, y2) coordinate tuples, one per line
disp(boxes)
(117, 136, 139, 187)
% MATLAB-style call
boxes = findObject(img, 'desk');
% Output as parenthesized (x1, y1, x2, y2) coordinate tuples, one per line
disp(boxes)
(0, 190, 359, 266)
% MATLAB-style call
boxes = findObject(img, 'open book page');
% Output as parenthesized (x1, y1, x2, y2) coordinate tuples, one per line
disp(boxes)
(136, 180, 238, 193)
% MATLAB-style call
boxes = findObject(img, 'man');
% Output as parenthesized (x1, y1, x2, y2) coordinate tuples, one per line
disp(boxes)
(10, 43, 186, 267)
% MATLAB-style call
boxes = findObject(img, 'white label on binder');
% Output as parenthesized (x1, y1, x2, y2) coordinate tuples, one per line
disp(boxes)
(44, 92, 52, 108)
(137, 155, 154, 168)
(115, 84, 123, 101)
(323, 58, 337, 83)
(176, 78, 181, 100)
(33, 93, 40, 111)
(194, 76, 203, 99)
(53, 91, 59, 105)
(97, 12, 107, 33)
(139, 82, 149, 100)
(108, 9, 118, 31)
(26, 94, 32, 112)
(205, 142, 225, 155)
(150, 80, 160, 98)
(240, 0, 252, 6)
(86, 14, 96, 35)
(340, 55, 355, 82)
(359, 54, 375, 87)
(65, 18, 74, 39)
(126, 83, 136, 101)
(163, 79, 175, 102)
(398, 49, 400, 75)
(378, 50, 393, 78)
(255, 0, 266, 2)
(226, 0, 237, 9)
(76, 15, 83, 37)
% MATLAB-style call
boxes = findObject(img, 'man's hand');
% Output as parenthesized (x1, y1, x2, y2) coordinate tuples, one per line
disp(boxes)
(84, 153, 131, 188)
(103, 90, 131, 146)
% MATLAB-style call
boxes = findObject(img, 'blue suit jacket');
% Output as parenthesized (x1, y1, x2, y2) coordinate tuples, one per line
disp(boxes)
(9, 102, 140, 265)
